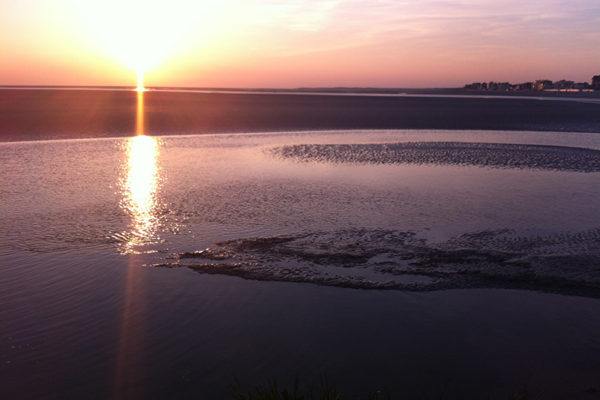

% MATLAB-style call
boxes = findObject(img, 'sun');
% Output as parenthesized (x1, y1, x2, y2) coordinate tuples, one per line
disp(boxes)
(136, 71, 145, 92)
(72, 1, 207, 89)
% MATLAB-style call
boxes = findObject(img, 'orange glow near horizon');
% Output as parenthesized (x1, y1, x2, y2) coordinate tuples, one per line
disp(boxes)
(1, 1, 599, 88)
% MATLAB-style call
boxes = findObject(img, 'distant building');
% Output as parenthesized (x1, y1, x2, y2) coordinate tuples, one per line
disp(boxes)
(555, 80, 575, 90)
(533, 80, 553, 91)
(463, 77, 598, 92)
(464, 82, 490, 90)
(515, 82, 533, 91)
(573, 82, 590, 90)
(464, 82, 484, 90)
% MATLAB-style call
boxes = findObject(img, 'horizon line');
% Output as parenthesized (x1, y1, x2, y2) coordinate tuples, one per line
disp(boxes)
(0, 84, 462, 90)
(2, 85, 599, 104)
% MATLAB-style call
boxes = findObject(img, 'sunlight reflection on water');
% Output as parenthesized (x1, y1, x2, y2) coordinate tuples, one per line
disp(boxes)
(118, 135, 161, 253)
(116, 89, 162, 253)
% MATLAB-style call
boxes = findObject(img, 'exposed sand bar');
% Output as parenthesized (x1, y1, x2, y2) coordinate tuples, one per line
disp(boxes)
(1, 88, 600, 142)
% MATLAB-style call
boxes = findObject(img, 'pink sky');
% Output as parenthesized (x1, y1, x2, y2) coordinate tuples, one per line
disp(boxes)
(1, 0, 599, 88)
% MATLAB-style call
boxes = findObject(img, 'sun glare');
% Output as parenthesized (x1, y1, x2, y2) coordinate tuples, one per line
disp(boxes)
(72, 1, 215, 87)
(136, 71, 145, 92)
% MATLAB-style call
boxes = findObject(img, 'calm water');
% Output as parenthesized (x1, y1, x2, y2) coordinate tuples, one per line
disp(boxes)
(1, 129, 600, 399)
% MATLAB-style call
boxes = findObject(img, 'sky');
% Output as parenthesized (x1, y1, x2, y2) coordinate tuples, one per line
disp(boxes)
(1, 0, 599, 88)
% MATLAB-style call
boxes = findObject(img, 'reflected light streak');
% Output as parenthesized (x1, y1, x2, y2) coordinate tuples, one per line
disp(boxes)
(113, 251, 146, 398)
(113, 82, 156, 398)
(121, 135, 160, 253)
(118, 89, 161, 254)
(136, 90, 145, 135)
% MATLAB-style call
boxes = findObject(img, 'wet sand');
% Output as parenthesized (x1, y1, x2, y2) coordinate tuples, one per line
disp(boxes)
(1, 88, 599, 141)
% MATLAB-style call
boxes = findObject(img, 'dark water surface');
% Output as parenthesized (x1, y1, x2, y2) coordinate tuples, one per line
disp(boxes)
(2, 88, 600, 142)
(2, 128, 600, 399)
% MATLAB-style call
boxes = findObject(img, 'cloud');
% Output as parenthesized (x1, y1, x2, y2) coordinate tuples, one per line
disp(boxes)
(240, 0, 600, 58)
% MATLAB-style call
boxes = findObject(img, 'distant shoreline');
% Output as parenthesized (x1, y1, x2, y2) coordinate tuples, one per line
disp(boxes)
(2, 84, 600, 100)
